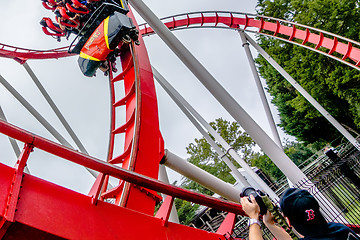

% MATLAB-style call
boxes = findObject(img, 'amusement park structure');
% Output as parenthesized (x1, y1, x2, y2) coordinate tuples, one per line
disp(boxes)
(0, 0, 359, 239)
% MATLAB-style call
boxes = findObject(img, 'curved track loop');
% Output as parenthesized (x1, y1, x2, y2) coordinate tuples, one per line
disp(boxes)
(103, 20, 164, 214)
(4, 11, 360, 69)
(0, 11, 164, 216)
(1, 9, 360, 237)
(111, 9, 164, 214)
(0, 43, 72, 64)
(138, 11, 360, 70)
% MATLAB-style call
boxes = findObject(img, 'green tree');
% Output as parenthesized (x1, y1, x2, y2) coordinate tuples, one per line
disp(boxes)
(255, 0, 360, 144)
(181, 118, 255, 195)
(175, 118, 318, 224)
(174, 198, 199, 225)
(174, 119, 255, 223)
(251, 141, 318, 181)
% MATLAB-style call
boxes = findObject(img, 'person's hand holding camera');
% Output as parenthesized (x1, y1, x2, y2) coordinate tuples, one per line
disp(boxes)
(241, 195, 261, 219)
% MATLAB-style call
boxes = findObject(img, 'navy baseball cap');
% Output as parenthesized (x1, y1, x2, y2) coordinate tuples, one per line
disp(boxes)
(280, 188, 328, 236)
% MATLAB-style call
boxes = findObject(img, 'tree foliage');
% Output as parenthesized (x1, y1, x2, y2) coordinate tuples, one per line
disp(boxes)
(175, 119, 318, 224)
(174, 198, 199, 225)
(181, 118, 255, 195)
(175, 118, 255, 224)
(251, 141, 318, 181)
(255, 0, 360, 144)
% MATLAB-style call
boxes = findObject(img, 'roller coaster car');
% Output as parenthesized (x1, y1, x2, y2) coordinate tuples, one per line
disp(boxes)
(68, 0, 139, 77)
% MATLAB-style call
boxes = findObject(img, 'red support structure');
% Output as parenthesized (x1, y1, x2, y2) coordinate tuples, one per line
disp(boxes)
(138, 11, 360, 69)
(155, 195, 174, 227)
(2, 9, 360, 239)
(216, 213, 237, 240)
(0, 119, 245, 239)
(0, 119, 246, 216)
(0, 144, 33, 237)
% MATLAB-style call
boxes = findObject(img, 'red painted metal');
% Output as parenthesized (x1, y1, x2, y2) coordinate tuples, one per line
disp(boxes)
(139, 11, 360, 69)
(155, 195, 174, 227)
(216, 213, 238, 240)
(0, 43, 72, 63)
(1, 9, 359, 239)
(0, 119, 245, 216)
(87, 173, 106, 205)
(0, 144, 33, 238)
(0, 161, 231, 239)
(101, 180, 125, 199)
(105, 9, 165, 215)
(2, 11, 360, 68)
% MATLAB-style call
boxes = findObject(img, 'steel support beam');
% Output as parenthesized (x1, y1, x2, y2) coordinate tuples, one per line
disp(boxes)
(0, 73, 102, 181)
(130, 0, 307, 186)
(243, 32, 360, 151)
(0, 143, 33, 237)
(239, 32, 282, 149)
(153, 67, 279, 199)
(163, 150, 242, 203)
(0, 105, 30, 174)
(153, 67, 249, 188)
(158, 165, 180, 224)
(0, 74, 72, 148)
(239, 31, 294, 187)
(22, 63, 88, 154)
(0, 119, 246, 216)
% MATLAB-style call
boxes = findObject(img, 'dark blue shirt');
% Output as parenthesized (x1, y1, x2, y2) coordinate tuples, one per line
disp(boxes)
(301, 223, 359, 240)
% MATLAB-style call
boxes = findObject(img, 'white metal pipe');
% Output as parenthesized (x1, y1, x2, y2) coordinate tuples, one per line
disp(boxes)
(239, 31, 294, 188)
(152, 67, 249, 188)
(23, 63, 89, 154)
(239, 31, 282, 149)
(0, 74, 72, 148)
(0, 74, 102, 182)
(130, 0, 307, 186)
(244, 32, 360, 151)
(158, 165, 180, 223)
(152, 67, 281, 200)
(164, 150, 241, 203)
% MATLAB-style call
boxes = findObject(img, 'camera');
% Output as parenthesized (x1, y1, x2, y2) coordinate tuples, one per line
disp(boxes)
(240, 187, 268, 215)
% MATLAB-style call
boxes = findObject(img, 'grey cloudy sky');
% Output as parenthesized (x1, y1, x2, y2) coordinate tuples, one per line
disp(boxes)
(0, 0, 288, 193)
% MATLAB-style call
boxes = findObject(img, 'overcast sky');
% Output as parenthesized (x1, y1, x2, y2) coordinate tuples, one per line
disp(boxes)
(0, 0, 290, 194)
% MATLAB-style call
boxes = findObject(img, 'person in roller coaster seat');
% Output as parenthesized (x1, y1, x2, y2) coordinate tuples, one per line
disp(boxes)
(77, 10, 139, 77)
(54, 6, 82, 39)
(40, 18, 64, 42)
(241, 188, 360, 240)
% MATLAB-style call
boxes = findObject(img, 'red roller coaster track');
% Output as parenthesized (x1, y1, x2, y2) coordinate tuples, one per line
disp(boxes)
(0, 9, 359, 239)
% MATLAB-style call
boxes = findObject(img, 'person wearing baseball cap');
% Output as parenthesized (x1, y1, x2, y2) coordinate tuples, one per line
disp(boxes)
(241, 188, 359, 240)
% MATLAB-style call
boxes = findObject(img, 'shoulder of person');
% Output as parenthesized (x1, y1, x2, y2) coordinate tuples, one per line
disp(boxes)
(327, 222, 359, 239)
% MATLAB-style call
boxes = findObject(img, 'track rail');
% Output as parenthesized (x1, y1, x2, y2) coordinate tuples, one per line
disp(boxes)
(138, 11, 360, 70)
(101, 20, 164, 214)
(3, 11, 360, 70)
(0, 10, 164, 215)
(0, 119, 244, 239)
(1, 10, 360, 238)
(0, 43, 72, 63)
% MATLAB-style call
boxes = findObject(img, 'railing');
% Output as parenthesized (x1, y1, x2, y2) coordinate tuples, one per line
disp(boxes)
(0, 119, 246, 217)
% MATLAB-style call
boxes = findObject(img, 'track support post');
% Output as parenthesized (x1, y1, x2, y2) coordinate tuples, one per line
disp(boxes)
(0, 143, 33, 237)
(155, 195, 174, 227)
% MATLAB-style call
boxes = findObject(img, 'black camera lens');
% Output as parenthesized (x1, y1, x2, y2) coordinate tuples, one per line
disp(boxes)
(240, 187, 258, 199)
(240, 187, 268, 215)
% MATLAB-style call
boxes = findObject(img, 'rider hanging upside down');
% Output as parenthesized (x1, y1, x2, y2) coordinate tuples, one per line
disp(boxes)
(40, 0, 139, 77)
(41, 0, 102, 40)
(78, 11, 139, 76)
(40, 17, 65, 42)
(54, 6, 81, 37)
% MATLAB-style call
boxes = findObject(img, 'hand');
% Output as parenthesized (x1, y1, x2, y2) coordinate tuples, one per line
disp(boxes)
(241, 195, 260, 219)
(263, 211, 275, 226)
